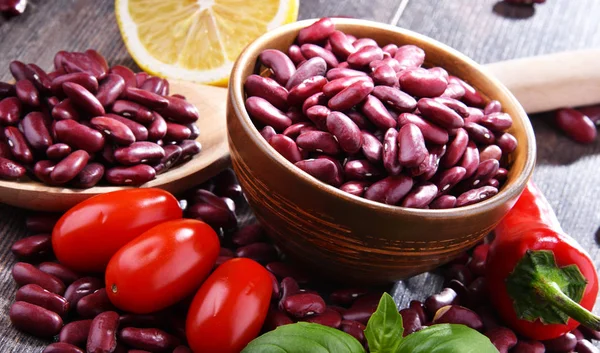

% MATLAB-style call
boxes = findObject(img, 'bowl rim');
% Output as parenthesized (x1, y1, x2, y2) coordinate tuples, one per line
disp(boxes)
(229, 17, 536, 219)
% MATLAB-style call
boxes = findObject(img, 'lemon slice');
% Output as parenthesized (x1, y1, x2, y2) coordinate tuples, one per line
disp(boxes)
(115, 0, 299, 86)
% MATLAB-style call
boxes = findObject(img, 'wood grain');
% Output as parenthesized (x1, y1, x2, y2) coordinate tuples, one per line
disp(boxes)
(0, 0, 599, 350)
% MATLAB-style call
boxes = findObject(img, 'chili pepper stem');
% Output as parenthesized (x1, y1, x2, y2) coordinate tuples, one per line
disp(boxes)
(533, 278, 600, 330)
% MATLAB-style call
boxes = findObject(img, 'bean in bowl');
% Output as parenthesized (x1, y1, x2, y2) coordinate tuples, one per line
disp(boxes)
(243, 17, 517, 209)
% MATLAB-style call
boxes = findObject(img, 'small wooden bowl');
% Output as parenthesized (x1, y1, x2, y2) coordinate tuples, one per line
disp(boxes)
(0, 81, 229, 212)
(227, 18, 536, 284)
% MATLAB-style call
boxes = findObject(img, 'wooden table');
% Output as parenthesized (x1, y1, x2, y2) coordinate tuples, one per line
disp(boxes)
(1, 0, 599, 351)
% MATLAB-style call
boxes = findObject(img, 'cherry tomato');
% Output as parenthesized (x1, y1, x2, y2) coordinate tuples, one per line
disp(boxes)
(105, 219, 219, 314)
(186, 258, 272, 353)
(52, 188, 182, 273)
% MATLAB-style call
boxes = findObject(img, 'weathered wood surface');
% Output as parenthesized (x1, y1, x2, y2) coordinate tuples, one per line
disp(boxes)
(1, 0, 599, 350)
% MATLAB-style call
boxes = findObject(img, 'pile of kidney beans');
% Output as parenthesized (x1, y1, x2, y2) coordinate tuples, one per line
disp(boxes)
(244, 18, 516, 209)
(0, 50, 202, 188)
(7, 168, 598, 353)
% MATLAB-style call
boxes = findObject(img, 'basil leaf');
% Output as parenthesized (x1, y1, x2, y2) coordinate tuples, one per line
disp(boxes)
(242, 322, 366, 353)
(396, 324, 498, 353)
(364, 292, 404, 353)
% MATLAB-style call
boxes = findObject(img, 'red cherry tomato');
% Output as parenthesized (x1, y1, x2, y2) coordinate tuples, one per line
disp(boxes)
(52, 188, 182, 273)
(105, 219, 219, 314)
(186, 258, 272, 353)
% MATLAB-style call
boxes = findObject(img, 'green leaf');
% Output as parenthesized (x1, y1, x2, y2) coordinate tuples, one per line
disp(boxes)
(506, 250, 588, 325)
(396, 324, 498, 353)
(364, 292, 404, 353)
(242, 322, 366, 353)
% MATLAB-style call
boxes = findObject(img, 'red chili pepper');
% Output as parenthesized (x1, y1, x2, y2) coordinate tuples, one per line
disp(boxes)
(486, 181, 600, 341)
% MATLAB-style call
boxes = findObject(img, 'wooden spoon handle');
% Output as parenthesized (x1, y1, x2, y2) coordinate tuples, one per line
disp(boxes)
(483, 49, 600, 114)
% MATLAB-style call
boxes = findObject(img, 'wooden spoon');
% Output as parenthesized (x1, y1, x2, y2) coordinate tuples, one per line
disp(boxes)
(0, 80, 229, 211)
(1, 49, 598, 211)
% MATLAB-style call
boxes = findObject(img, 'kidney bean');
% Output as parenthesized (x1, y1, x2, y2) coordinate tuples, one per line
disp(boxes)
(11, 234, 52, 260)
(401, 182, 438, 208)
(95, 74, 125, 107)
(576, 340, 600, 353)
(455, 186, 498, 207)
(578, 105, 600, 125)
(466, 244, 489, 278)
(258, 49, 296, 86)
(424, 288, 458, 317)
(13, 262, 66, 294)
(283, 293, 326, 318)
(51, 72, 98, 97)
(397, 308, 421, 336)
(398, 123, 428, 168)
(10, 61, 30, 82)
(286, 57, 327, 90)
(38, 263, 78, 286)
(350, 37, 376, 50)
(326, 68, 367, 81)
(278, 277, 300, 311)
(339, 180, 370, 197)
(445, 264, 473, 287)
(0, 81, 15, 99)
(483, 100, 502, 115)
(64, 277, 104, 308)
(60, 319, 93, 347)
(60, 51, 106, 79)
(328, 30, 356, 59)
(322, 76, 371, 98)
(441, 82, 467, 100)
(296, 130, 340, 155)
(382, 128, 401, 175)
(287, 75, 328, 107)
(244, 75, 289, 111)
(393, 45, 425, 68)
(479, 112, 513, 132)
(283, 122, 314, 139)
(417, 98, 464, 129)
(297, 17, 334, 45)
(404, 301, 426, 325)
(300, 92, 326, 115)
(122, 87, 169, 110)
(0, 97, 21, 125)
(111, 100, 153, 124)
(447, 76, 484, 107)
(52, 99, 80, 121)
(153, 145, 182, 174)
(340, 320, 366, 345)
(432, 305, 483, 330)
(483, 327, 517, 353)
(360, 94, 397, 129)
(25, 213, 60, 233)
(107, 114, 148, 141)
(328, 79, 374, 111)
(90, 116, 136, 145)
(438, 128, 468, 168)
(87, 311, 119, 353)
(50, 150, 89, 184)
(70, 162, 104, 188)
(342, 302, 377, 325)
(372, 64, 398, 87)
(114, 141, 164, 165)
(357, 132, 382, 164)
(304, 308, 342, 328)
(189, 190, 237, 228)
(139, 76, 168, 96)
(301, 105, 327, 130)
(235, 242, 278, 264)
(264, 306, 294, 331)
(491, 133, 517, 157)
(230, 224, 263, 247)
(44, 342, 85, 353)
(460, 141, 480, 178)
(267, 134, 302, 163)
(10, 301, 63, 338)
(543, 332, 577, 352)
(55, 119, 105, 153)
(468, 159, 500, 188)
(46, 143, 71, 161)
(485, 178, 499, 188)
(185, 122, 199, 141)
(213, 168, 242, 199)
(135, 73, 147, 88)
(118, 327, 179, 352)
(15, 79, 40, 107)
(0, 156, 25, 180)
(295, 158, 343, 186)
(77, 288, 115, 318)
(347, 46, 384, 68)
(344, 159, 382, 181)
(16, 284, 70, 316)
(21, 112, 53, 150)
(326, 111, 362, 154)
(178, 139, 202, 160)
(287, 45, 306, 66)
(328, 288, 368, 306)
(300, 44, 338, 69)
(62, 82, 104, 116)
(555, 108, 597, 143)
(479, 144, 502, 162)
(245, 96, 292, 131)
(364, 175, 413, 205)
(109, 65, 136, 88)
(4, 126, 32, 163)
(105, 164, 156, 185)
(372, 86, 417, 113)
(399, 68, 448, 98)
